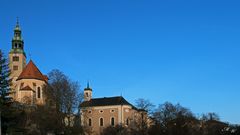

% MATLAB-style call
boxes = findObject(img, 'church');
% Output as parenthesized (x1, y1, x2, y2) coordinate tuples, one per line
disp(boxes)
(8, 20, 48, 105)
(7, 21, 149, 135)
(80, 83, 143, 134)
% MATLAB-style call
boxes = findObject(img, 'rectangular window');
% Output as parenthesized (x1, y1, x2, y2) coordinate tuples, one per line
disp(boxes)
(13, 66, 18, 70)
(13, 56, 19, 61)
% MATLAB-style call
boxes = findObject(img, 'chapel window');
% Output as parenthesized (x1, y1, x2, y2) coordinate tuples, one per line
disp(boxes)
(100, 118, 104, 126)
(111, 117, 115, 126)
(126, 118, 129, 126)
(89, 118, 92, 126)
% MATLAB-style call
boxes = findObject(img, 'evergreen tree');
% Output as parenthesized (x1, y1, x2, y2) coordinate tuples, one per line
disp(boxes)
(0, 50, 19, 135)
(0, 49, 11, 105)
(0, 49, 11, 134)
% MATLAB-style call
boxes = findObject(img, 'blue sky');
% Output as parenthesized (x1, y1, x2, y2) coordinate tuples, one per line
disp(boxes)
(0, 0, 240, 124)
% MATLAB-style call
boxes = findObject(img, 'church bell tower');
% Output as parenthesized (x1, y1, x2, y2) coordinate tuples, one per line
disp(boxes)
(9, 19, 26, 82)
(84, 82, 92, 101)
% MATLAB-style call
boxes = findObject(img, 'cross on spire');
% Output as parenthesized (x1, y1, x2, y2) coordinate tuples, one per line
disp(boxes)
(29, 53, 32, 60)
(84, 81, 92, 91)
(15, 17, 20, 29)
(87, 81, 90, 88)
(16, 17, 19, 25)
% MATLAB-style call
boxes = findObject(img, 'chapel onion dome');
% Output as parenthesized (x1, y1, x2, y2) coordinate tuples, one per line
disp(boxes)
(84, 82, 92, 91)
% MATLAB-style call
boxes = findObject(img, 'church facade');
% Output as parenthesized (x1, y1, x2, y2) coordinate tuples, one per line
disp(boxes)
(8, 21, 48, 105)
(80, 84, 147, 135)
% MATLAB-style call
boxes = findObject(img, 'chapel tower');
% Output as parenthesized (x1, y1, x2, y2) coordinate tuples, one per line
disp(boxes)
(9, 19, 26, 82)
(84, 82, 92, 101)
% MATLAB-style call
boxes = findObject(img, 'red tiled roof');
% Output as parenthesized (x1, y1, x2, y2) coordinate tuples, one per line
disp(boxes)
(17, 60, 48, 82)
(20, 85, 33, 91)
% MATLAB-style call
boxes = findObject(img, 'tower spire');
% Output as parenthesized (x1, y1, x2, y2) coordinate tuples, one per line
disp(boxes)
(87, 81, 90, 88)
(16, 17, 19, 26)
(9, 19, 27, 81)
(15, 17, 21, 31)
(84, 81, 92, 91)
(84, 81, 92, 101)
(10, 18, 25, 53)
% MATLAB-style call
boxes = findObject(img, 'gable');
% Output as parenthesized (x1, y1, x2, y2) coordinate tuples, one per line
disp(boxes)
(17, 60, 48, 82)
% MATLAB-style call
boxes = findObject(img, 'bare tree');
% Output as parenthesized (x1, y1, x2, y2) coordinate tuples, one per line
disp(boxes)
(201, 112, 220, 121)
(135, 98, 155, 113)
(151, 102, 197, 135)
(39, 69, 83, 134)
(131, 98, 155, 135)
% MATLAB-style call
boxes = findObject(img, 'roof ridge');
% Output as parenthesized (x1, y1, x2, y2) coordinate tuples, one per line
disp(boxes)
(92, 96, 123, 100)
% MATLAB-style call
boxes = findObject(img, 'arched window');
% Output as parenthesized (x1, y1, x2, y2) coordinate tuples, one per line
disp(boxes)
(100, 118, 104, 126)
(89, 118, 92, 126)
(37, 87, 41, 98)
(111, 117, 115, 126)
(126, 118, 129, 126)
(86, 93, 89, 97)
